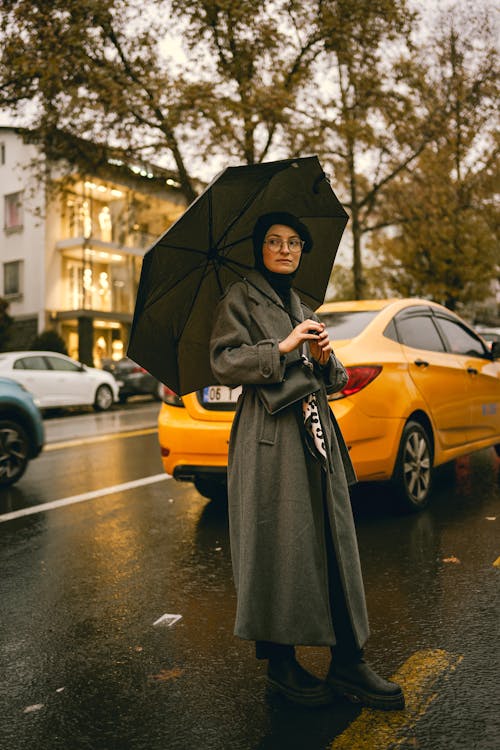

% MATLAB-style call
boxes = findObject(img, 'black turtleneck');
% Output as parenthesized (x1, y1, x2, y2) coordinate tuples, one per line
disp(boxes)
(258, 266, 296, 317)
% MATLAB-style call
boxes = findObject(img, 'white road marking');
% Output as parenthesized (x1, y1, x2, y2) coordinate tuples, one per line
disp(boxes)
(23, 704, 44, 714)
(153, 613, 183, 628)
(0, 473, 171, 523)
(44, 427, 158, 452)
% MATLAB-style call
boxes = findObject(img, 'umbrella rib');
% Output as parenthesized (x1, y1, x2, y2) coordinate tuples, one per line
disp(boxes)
(220, 257, 253, 270)
(214, 159, 332, 251)
(208, 190, 214, 256)
(213, 261, 224, 296)
(143, 256, 251, 314)
(154, 243, 207, 256)
(217, 234, 253, 254)
(175, 255, 214, 344)
(214, 177, 280, 250)
(144, 259, 210, 311)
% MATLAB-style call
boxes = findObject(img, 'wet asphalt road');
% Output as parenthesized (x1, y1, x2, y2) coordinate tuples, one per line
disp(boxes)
(0, 403, 499, 750)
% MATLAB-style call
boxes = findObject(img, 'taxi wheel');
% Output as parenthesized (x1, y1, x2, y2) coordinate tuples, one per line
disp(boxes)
(194, 477, 228, 503)
(94, 384, 114, 411)
(392, 420, 433, 512)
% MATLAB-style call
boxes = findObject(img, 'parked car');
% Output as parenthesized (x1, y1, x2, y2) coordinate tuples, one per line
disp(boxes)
(157, 298, 500, 512)
(104, 357, 163, 403)
(0, 377, 45, 486)
(475, 326, 500, 351)
(0, 351, 119, 411)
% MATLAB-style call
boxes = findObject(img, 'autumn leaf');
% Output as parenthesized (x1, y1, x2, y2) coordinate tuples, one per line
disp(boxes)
(148, 667, 185, 683)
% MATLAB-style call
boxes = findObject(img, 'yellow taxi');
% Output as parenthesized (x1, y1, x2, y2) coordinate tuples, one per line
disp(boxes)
(158, 298, 500, 511)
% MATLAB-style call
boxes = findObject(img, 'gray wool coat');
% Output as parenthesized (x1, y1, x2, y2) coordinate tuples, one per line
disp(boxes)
(210, 270, 370, 647)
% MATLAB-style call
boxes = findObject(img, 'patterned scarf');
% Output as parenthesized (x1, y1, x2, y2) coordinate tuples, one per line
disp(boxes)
(301, 353, 327, 465)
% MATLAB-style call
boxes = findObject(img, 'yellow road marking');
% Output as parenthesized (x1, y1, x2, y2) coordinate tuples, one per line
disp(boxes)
(330, 649, 463, 750)
(45, 427, 157, 451)
(493, 556, 500, 568)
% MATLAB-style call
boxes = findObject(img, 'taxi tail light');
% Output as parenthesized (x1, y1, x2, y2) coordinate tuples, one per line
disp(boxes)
(328, 365, 382, 400)
(132, 364, 148, 373)
(160, 384, 184, 407)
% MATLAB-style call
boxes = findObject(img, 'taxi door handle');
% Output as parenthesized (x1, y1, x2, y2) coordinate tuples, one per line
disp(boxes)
(414, 359, 429, 368)
(467, 367, 478, 375)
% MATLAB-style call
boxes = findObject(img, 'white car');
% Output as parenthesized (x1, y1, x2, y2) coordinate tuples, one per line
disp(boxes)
(0, 351, 119, 411)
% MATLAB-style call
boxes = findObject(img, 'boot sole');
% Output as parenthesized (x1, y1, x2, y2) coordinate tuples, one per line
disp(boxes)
(267, 677, 335, 707)
(328, 678, 405, 711)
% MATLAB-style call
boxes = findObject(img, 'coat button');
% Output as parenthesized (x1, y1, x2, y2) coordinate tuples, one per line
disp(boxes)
(262, 366, 271, 377)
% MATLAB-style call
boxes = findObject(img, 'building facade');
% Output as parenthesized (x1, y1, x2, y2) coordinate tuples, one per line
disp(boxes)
(0, 127, 186, 366)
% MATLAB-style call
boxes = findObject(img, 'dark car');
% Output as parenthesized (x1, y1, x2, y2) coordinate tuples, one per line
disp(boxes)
(0, 376, 45, 486)
(108, 357, 163, 403)
(475, 326, 500, 351)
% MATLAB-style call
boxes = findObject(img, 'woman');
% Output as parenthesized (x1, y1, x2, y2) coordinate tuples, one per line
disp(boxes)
(210, 212, 404, 710)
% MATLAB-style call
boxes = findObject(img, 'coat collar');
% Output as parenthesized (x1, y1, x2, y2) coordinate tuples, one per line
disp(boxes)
(243, 269, 304, 325)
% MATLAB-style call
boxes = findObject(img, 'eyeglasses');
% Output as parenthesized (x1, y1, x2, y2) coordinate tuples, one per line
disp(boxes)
(264, 236, 304, 253)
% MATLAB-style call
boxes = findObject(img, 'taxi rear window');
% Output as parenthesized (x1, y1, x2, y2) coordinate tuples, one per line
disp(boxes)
(319, 311, 379, 340)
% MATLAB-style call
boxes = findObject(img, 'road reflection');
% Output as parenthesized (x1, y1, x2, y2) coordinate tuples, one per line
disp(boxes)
(0, 443, 498, 750)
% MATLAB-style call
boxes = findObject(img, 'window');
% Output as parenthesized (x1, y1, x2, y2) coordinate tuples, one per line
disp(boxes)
(0, 143, 5, 165)
(319, 311, 380, 340)
(3, 260, 23, 297)
(64, 193, 115, 241)
(13, 356, 48, 371)
(436, 318, 488, 359)
(4, 192, 23, 231)
(46, 356, 81, 372)
(383, 319, 398, 342)
(396, 315, 446, 352)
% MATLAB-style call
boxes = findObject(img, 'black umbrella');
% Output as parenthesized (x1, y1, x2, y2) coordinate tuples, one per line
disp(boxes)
(127, 155, 348, 395)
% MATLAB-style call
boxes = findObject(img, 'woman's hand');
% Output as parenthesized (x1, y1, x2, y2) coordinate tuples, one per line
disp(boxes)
(309, 326, 332, 365)
(278, 319, 331, 365)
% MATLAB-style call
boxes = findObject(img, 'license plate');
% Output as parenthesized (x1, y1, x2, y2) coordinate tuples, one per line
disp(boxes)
(202, 385, 242, 404)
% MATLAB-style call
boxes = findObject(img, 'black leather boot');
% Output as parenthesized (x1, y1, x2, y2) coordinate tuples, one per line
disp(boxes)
(267, 656, 334, 707)
(326, 657, 405, 710)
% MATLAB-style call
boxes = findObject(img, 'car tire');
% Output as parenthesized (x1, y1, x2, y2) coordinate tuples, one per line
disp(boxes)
(391, 420, 433, 512)
(94, 385, 114, 412)
(0, 419, 30, 486)
(194, 477, 228, 503)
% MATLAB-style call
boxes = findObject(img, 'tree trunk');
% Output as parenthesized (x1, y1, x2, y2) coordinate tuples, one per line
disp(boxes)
(168, 139, 198, 204)
(351, 204, 364, 300)
(348, 147, 365, 299)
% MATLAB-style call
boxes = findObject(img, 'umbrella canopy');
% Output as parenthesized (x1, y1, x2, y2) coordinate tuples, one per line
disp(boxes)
(127, 155, 348, 395)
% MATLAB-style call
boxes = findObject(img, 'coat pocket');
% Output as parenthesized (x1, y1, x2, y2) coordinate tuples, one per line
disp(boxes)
(258, 407, 277, 445)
